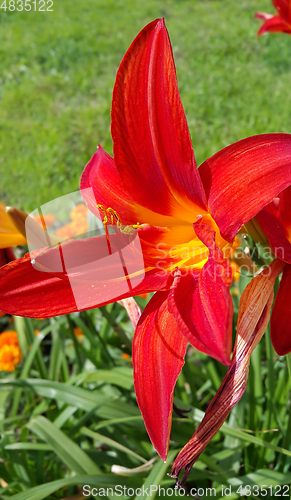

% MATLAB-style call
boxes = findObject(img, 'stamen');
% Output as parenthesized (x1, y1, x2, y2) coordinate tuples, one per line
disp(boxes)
(97, 204, 122, 225)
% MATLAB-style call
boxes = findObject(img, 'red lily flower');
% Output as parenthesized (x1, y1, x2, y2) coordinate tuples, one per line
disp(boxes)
(1, 19, 291, 461)
(255, 0, 291, 35)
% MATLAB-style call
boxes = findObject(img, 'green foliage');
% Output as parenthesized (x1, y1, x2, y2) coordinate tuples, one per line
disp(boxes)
(1, 0, 291, 209)
(1, 306, 291, 499)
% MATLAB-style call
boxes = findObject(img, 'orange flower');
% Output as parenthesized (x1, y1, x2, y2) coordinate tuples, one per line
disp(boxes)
(70, 203, 88, 220)
(34, 213, 56, 228)
(73, 327, 84, 338)
(74, 326, 84, 342)
(55, 203, 89, 239)
(0, 330, 22, 372)
(122, 353, 130, 360)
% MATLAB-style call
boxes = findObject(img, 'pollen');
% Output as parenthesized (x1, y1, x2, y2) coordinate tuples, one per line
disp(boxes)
(97, 204, 143, 230)
(97, 204, 122, 225)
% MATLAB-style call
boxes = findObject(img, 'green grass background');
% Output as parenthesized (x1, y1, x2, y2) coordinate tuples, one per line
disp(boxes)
(1, 0, 291, 211)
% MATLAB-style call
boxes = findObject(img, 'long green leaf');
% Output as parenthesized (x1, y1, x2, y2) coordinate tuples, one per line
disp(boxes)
(9, 475, 142, 500)
(134, 450, 178, 500)
(81, 426, 147, 463)
(0, 379, 140, 418)
(5, 443, 51, 451)
(83, 367, 134, 390)
(27, 416, 100, 475)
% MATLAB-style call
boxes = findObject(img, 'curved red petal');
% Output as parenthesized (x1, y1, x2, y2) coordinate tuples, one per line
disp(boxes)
(272, 0, 291, 22)
(80, 146, 190, 228)
(199, 134, 291, 241)
(80, 146, 139, 225)
(256, 206, 291, 264)
(133, 290, 187, 460)
(271, 264, 291, 355)
(277, 186, 291, 240)
(168, 224, 233, 365)
(0, 247, 15, 267)
(0, 235, 170, 318)
(112, 19, 207, 222)
(255, 11, 274, 21)
(257, 15, 291, 35)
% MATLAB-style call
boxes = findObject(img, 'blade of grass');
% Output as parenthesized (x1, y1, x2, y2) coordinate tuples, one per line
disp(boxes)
(5, 443, 52, 451)
(23, 318, 48, 379)
(8, 475, 142, 500)
(10, 327, 51, 418)
(48, 319, 63, 381)
(92, 415, 143, 431)
(81, 426, 147, 464)
(133, 450, 178, 500)
(83, 367, 133, 390)
(0, 378, 141, 419)
(27, 416, 101, 475)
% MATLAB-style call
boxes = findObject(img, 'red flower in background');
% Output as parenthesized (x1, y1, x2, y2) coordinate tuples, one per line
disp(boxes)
(255, 0, 291, 35)
(1, 19, 291, 462)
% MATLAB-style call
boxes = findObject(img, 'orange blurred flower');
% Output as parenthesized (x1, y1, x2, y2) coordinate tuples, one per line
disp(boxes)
(73, 327, 84, 341)
(34, 213, 56, 228)
(70, 204, 88, 220)
(0, 330, 22, 372)
(122, 353, 130, 360)
(56, 204, 89, 239)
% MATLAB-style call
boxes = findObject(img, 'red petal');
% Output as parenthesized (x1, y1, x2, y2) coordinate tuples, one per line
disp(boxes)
(255, 11, 274, 21)
(133, 290, 187, 460)
(199, 134, 291, 241)
(171, 260, 281, 485)
(277, 186, 291, 240)
(80, 146, 139, 225)
(112, 19, 207, 222)
(257, 15, 291, 35)
(0, 234, 170, 318)
(169, 224, 233, 365)
(0, 248, 15, 267)
(256, 205, 291, 264)
(80, 146, 191, 228)
(272, 0, 291, 22)
(271, 264, 291, 355)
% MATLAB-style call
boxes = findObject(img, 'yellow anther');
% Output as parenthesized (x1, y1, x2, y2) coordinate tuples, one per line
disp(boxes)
(131, 222, 143, 230)
(97, 204, 143, 241)
(97, 204, 122, 225)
